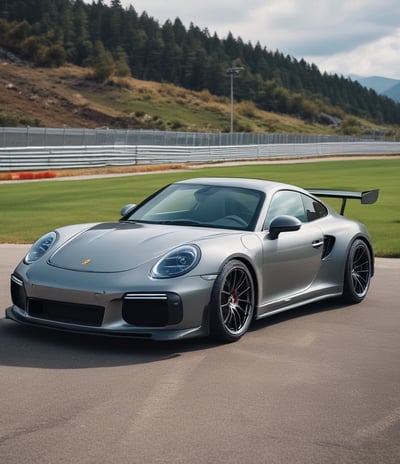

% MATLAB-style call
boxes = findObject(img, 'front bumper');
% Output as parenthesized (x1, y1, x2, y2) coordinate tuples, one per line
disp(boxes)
(7, 268, 215, 340)
(5, 305, 207, 340)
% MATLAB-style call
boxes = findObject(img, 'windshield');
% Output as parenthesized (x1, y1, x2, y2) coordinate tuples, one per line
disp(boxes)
(124, 183, 264, 231)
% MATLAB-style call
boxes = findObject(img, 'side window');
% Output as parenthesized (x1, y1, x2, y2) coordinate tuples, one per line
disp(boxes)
(264, 190, 306, 229)
(302, 194, 328, 222)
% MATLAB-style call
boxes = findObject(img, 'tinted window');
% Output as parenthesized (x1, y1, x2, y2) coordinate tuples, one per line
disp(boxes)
(264, 191, 328, 229)
(264, 190, 306, 229)
(302, 195, 328, 222)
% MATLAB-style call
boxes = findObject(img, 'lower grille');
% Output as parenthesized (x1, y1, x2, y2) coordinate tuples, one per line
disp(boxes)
(28, 299, 105, 326)
(122, 293, 183, 327)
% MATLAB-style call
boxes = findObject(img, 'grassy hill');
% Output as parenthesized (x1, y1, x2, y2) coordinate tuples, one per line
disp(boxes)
(0, 60, 396, 136)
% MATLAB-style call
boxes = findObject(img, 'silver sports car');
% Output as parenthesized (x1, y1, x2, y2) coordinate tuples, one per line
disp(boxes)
(6, 177, 378, 342)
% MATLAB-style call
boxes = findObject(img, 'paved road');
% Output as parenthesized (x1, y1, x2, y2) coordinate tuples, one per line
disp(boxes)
(1, 245, 399, 464)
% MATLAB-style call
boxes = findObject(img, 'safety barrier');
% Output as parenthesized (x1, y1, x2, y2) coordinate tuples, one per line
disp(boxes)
(1, 141, 400, 172)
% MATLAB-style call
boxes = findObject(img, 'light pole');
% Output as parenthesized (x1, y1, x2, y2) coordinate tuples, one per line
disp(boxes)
(226, 66, 244, 133)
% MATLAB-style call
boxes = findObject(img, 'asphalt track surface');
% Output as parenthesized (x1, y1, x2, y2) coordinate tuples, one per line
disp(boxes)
(0, 244, 399, 464)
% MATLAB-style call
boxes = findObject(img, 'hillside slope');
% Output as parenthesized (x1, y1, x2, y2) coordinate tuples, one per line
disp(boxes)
(0, 62, 128, 128)
(0, 60, 393, 135)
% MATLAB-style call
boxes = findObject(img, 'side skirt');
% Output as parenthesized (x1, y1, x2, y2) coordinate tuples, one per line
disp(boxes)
(255, 288, 342, 320)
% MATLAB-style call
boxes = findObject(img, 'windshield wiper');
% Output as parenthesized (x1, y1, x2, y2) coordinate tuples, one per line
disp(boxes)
(158, 219, 203, 226)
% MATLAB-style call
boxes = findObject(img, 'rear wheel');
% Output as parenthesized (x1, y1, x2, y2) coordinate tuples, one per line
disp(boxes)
(210, 260, 255, 342)
(342, 239, 372, 303)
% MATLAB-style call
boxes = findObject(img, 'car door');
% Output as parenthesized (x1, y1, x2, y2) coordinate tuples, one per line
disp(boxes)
(259, 190, 324, 311)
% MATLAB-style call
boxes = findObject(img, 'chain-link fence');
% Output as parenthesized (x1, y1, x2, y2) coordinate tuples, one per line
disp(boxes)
(0, 127, 391, 148)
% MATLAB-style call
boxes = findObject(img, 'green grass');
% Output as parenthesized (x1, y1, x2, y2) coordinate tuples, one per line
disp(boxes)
(1, 159, 399, 256)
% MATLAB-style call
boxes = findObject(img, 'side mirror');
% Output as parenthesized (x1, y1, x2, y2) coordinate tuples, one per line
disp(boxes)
(120, 204, 137, 217)
(268, 215, 302, 239)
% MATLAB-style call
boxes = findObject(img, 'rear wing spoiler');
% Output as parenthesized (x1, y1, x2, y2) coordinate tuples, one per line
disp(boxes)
(307, 189, 379, 215)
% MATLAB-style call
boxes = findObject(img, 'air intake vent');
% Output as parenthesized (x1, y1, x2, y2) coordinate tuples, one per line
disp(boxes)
(322, 235, 336, 259)
(122, 293, 183, 327)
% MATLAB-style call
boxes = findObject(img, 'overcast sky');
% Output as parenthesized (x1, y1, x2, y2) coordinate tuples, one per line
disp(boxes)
(114, 0, 400, 80)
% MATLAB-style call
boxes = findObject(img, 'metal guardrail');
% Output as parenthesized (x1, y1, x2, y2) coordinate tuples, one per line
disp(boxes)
(1, 141, 400, 172)
(1, 126, 399, 172)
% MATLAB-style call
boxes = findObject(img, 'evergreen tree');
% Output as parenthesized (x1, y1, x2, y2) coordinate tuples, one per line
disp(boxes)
(91, 41, 115, 82)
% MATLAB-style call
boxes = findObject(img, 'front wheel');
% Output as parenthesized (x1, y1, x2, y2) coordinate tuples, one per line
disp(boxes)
(209, 260, 255, 342)
(342, 239, 372, 303)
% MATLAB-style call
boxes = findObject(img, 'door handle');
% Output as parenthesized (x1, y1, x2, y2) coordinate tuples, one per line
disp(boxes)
(312, 239, 324, 248)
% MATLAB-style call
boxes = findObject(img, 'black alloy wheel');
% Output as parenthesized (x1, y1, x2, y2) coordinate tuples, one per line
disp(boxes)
(342, 239, 372, 303)
(210, 259, 255, 342)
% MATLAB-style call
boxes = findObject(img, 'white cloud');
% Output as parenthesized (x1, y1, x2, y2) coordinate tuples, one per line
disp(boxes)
(114, 0, 400, 79)
(308, 30, 400, 79)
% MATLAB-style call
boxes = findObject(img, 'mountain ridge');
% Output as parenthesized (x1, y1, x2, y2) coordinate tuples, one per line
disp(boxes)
(351, 75, 400, 102)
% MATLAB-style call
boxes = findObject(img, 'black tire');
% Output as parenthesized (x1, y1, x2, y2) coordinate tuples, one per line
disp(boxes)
(209, 260, 255, 342)
(342, 239, 372, 303)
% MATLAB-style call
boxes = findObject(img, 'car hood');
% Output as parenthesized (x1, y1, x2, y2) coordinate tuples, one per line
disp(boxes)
(48, 221, 231, 272)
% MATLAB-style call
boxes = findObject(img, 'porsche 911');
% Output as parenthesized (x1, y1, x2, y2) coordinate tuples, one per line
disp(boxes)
(6, 177, 378, 342)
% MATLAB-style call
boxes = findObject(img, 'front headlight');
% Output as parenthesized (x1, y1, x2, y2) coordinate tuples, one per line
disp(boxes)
(24, 231, 58, 264)
(151, 245, 201, 278)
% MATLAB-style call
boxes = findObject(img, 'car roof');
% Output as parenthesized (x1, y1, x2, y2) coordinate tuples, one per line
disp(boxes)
(177, 177, 303, 195)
